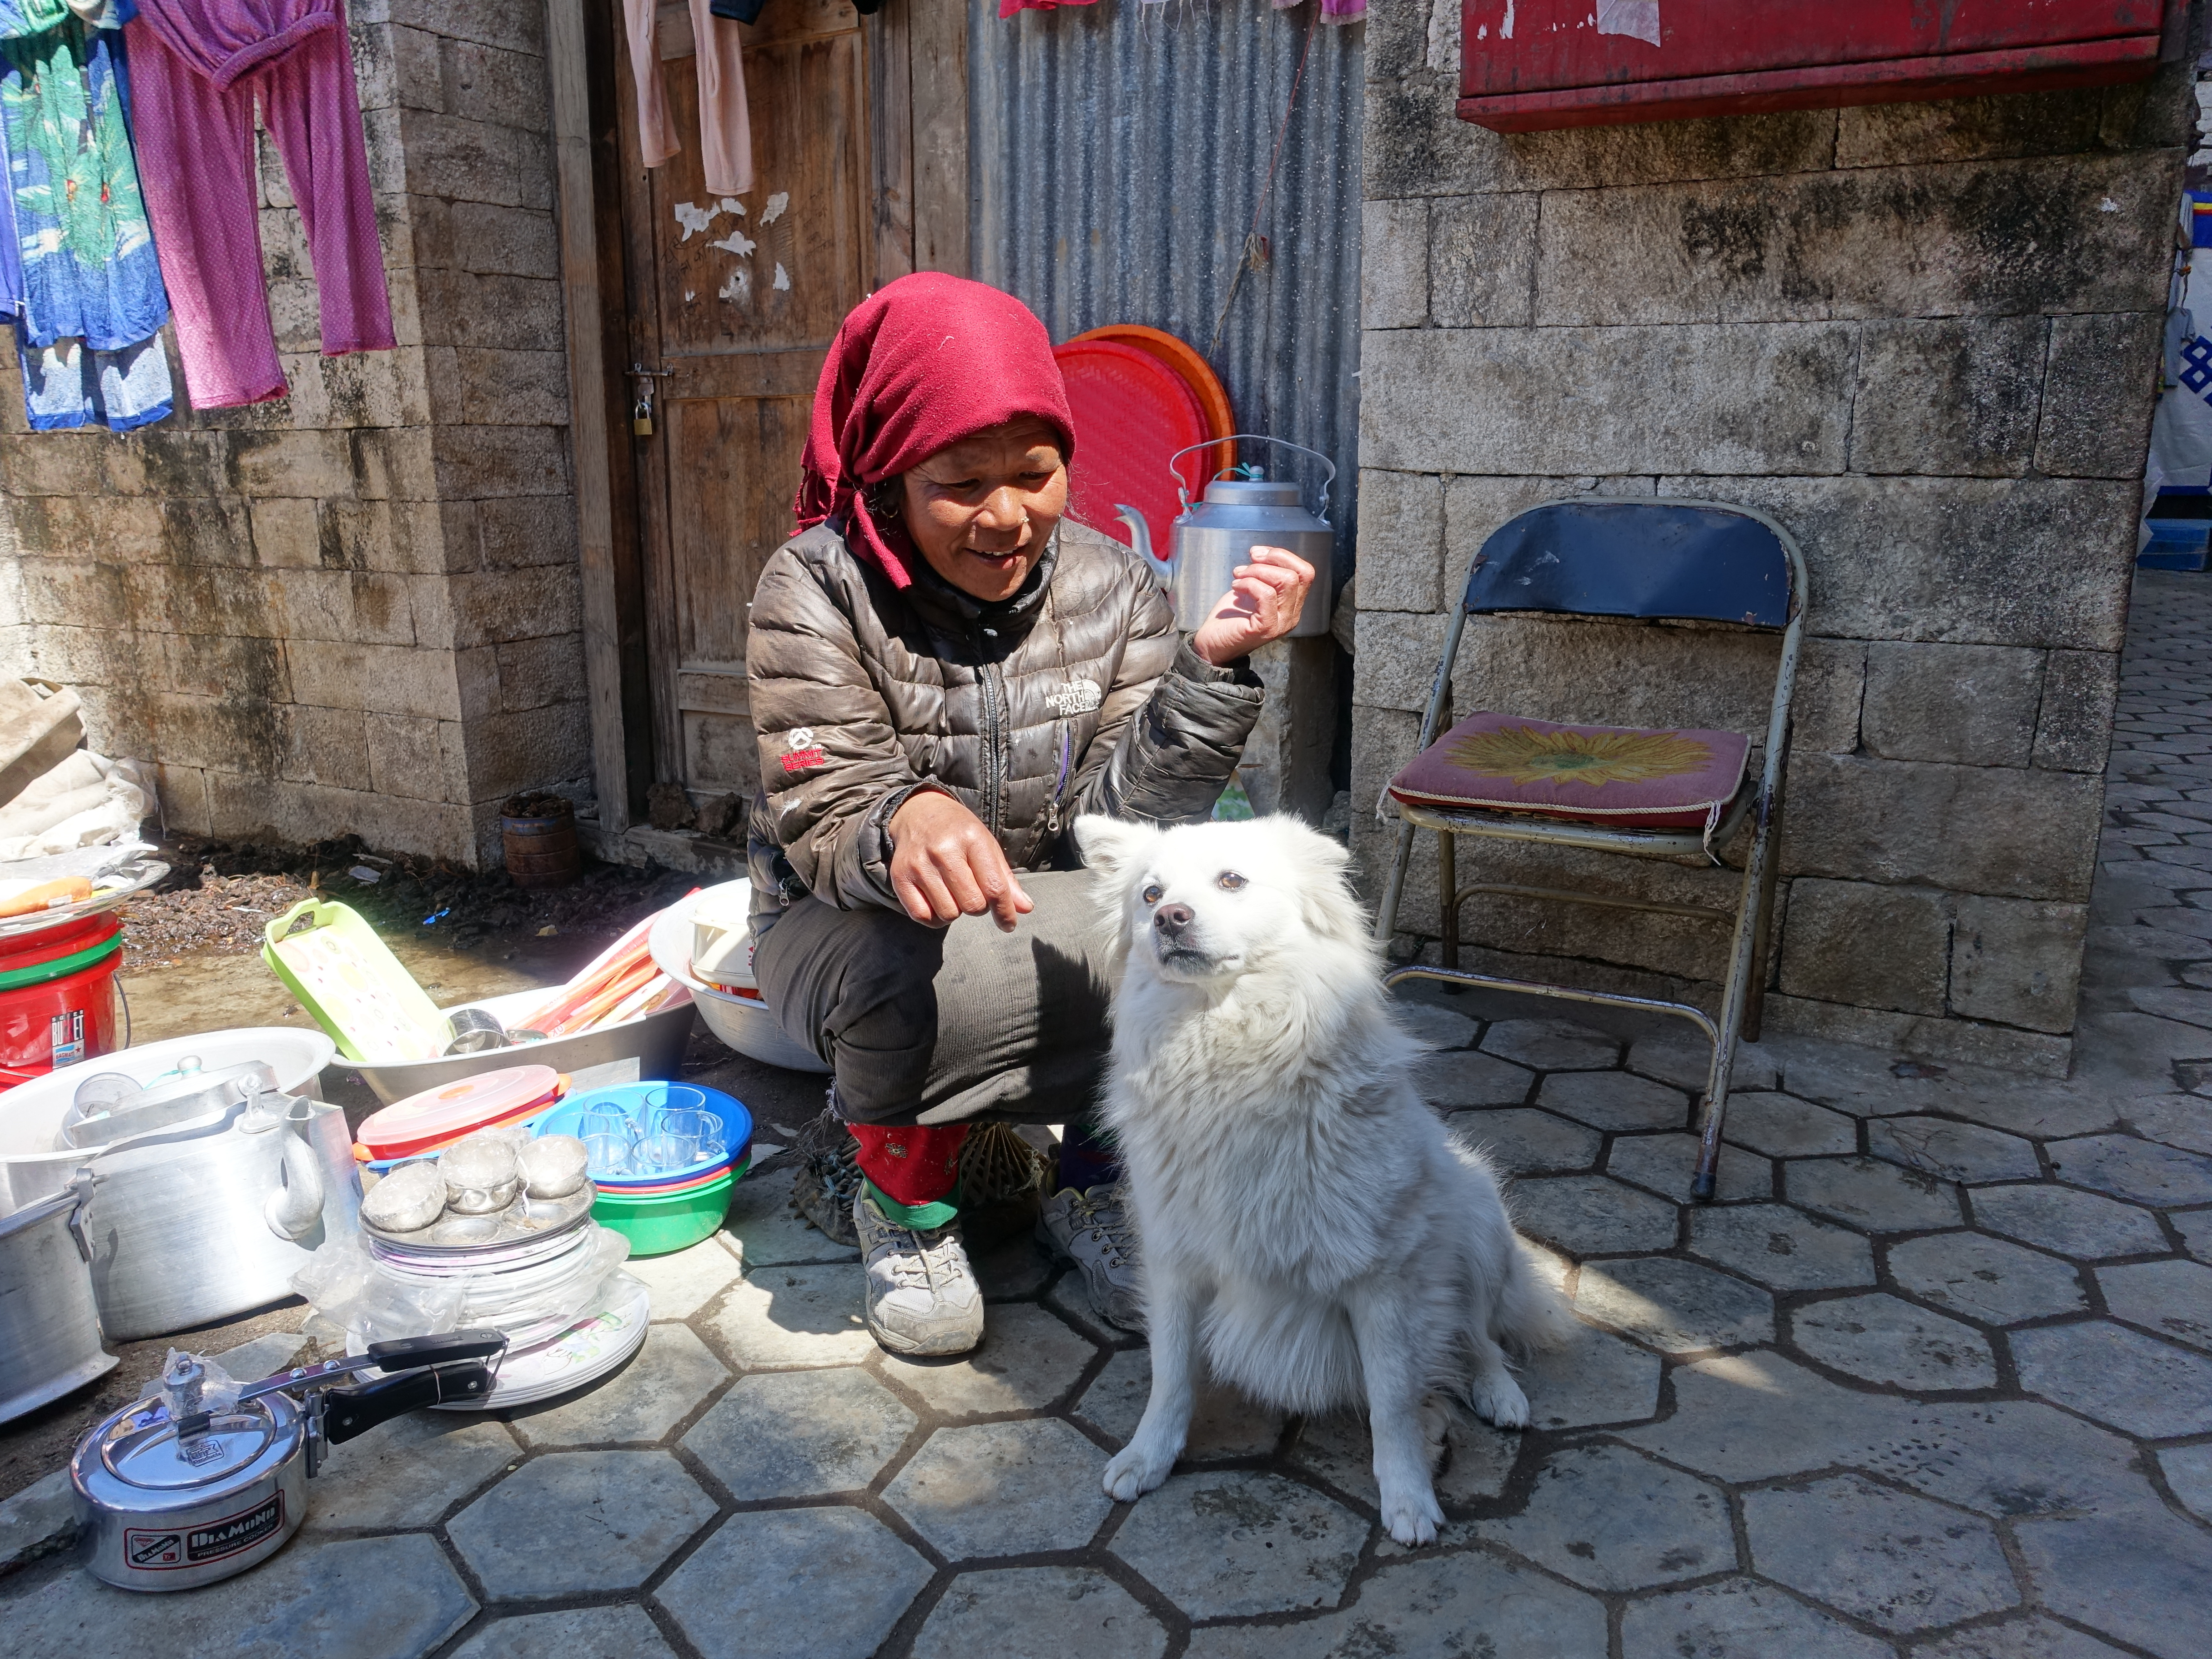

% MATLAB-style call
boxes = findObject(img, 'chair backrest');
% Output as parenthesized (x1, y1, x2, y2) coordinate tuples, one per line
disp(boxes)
(1464, 499, 1795, 628)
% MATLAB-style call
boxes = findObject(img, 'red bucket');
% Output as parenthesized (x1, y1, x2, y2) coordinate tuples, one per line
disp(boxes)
(0, 912, 123, 1083)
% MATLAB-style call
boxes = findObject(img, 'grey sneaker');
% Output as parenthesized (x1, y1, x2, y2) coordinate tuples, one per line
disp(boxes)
(855, 1188, 985, 1356)
(791, 1103, 861, 1247)
(1038, 1181, 1145, 1332)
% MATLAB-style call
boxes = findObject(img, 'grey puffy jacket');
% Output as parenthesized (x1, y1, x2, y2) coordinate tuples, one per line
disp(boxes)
(746, 518, 1264, 924)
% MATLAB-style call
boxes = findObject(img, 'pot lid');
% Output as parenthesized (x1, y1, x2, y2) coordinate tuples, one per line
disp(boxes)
(355, 1066, 563, 1161)
(99, 1403, 284, 1489)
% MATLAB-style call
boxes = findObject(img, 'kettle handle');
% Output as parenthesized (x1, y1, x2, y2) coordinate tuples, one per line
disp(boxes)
(1168, 434, 1337, 521)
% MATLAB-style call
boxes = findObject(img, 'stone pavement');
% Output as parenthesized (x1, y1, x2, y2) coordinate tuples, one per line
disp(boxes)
(4, 573, 2212, 1655)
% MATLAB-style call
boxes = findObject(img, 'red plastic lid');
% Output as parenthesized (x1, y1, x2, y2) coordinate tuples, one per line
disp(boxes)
(355, 1065, 563, 1161)
(1053, 339, 1209, 566)
(0, 910, 120, 971)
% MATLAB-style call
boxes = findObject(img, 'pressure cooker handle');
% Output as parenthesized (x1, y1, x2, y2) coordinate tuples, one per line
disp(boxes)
(322, 1362, 496, 1445)
(365, 1329, 508, 1371)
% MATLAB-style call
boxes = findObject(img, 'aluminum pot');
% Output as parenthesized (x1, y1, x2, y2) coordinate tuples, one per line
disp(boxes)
(0, 1169, 114, 1425)
(73, 1333, 505, 1591)
(83, 1096, 362, 1342)
(1159, 436, 1337, 639)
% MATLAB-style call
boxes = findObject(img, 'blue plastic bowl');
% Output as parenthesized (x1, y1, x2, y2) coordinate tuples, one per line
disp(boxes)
(533, 1081, 753, 1186)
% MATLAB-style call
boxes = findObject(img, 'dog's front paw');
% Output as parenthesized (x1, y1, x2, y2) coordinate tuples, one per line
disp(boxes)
(1102, 1438, 1176, 1501)
(1469, 1371, 1531, 1430)
(1379, 1483, 1445, 1547)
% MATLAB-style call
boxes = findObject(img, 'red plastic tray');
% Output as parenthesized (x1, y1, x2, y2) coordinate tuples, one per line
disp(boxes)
(1052, 339, 1210, 566)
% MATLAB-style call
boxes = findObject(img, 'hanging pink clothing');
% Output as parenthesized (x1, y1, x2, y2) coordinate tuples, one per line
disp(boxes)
(124, 0, 394, 408)
(623, 0, 753, 198)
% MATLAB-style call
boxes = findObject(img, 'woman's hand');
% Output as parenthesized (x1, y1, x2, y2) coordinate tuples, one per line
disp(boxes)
(1191, 545, 1317, 665)
(888, 790, 1034, 932)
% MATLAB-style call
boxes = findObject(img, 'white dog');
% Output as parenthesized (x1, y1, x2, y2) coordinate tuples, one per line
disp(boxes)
(1074, 812, 1569, 1545)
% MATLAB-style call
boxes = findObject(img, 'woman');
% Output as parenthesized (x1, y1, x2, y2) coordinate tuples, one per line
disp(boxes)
(747, 272, 1315, 1357)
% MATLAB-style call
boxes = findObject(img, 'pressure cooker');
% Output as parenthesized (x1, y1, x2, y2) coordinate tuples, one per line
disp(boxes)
(73, 1331, 507, 1592)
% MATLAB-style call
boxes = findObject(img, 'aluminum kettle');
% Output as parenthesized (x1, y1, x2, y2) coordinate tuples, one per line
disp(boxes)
(1113, 435, 1336, 639)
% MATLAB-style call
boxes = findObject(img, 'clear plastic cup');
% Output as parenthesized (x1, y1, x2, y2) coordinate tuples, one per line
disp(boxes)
(636, 1131, 695, 1176)
(654, 1107, 725, 1161)
(583, 1133, 632, 1178)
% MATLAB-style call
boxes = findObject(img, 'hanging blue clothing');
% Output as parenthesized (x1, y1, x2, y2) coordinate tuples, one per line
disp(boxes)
(0, 0, 168, 351)
(16, 325, 170, 427)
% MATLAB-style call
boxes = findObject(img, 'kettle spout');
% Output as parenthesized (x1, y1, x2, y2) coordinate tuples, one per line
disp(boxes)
(1113, 505, 1173, 588)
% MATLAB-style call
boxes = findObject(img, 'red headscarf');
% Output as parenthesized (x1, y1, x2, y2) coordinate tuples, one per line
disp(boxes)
(795, 273, 1076, 588)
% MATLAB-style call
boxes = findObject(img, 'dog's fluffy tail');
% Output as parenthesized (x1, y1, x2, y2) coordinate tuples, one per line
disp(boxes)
(1493, 1239, 1577, 1357)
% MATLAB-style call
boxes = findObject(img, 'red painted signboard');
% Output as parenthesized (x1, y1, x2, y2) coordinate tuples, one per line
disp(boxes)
(1458, 0, 2185, 132)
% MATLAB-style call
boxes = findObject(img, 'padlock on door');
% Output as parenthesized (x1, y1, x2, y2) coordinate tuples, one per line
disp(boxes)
(632, 394, 654, 438)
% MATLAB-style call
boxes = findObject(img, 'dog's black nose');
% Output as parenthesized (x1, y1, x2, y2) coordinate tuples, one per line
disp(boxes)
(1155, 903, 1194, 934)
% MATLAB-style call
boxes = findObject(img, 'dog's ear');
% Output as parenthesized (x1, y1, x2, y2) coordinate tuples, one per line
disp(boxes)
(1265, 815, 1373, 950)
(1073, 814, 1156, 885)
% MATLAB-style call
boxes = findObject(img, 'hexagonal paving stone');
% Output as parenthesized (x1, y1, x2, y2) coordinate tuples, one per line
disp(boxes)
(1575, 1257, 1774, 1352)
(1, 1533, 476, 1659)
(655, 1507, 931, 1659)
(450, 1607, 678, 1659)
(1785, 1156, 1961, 1232)
(2016, 1508, 2212, 1659)
(883, 1418, 1111, 1559)
(721, 1163, 859, 1268)
(1935, 1083, 2125, 1140)
(1619, 1577, 1893, 1659)
(1286, 1405, 1515, 1507)
(2160, 1443, 2212, 1524)
(2179, 1208, 2212, 1263)
(1719, 1092, 1857, 1157)
(1688, 1202, 1875, 1291)
(1444, 1106, 1601, 1174)
(1606, 1131, 1773, 1201)
(1108, 1469, 1365, 1619)
(2048, 1134, 2212, 1207)
(623, 1235, 744, 1317)
(683, 1366, 915, 1500)
(1745, 1473, 2018, 1634)
(1866, 1116, 2040, 1183)
(1393, 999, 1481, 1049)
(1914, 1615, 2137, 1659)
(1538, 1070, 1691, 1132)
(1969, 1184, 2167, 1259)
(1517, 1321, 1663, 1429)
(1886, 1231, 2088, 1324)
(1412, 1048, 1535, 1109)
(1627, 1031, 1778, 1093)
(1482, 1016, 1622, 1071)
(1790, 1292, 1996, 1389)
(1074, 1349, 1283, 1458)
(1510, 1174, 1679, 1256)
(878, 1302, 1099, 1416)
(912, 1566, 1166, 1659)
(2119, 1095, 2212, 1156)
(513, 1323, 728, 1448)
(297, 1408, 518, 1536)
(2097, 1257, 2212, 1351)
(1043, 1266, 1127, 1342)
(1484, 1442, 1734, 1591)
(969, 1231, 1053, 1299)
(449, 1449, 716, 1598)
(1181, 1552, 1606, 1659)
(2011, 1320, 2212, 1438)
(705, 1261, 874, 1367)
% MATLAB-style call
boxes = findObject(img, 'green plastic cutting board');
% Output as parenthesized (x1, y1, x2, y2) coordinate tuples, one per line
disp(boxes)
(261, 898, 449, 1064)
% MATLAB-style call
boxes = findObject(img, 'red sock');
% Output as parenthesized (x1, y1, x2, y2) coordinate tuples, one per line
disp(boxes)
(848, 1123, 968, 1207)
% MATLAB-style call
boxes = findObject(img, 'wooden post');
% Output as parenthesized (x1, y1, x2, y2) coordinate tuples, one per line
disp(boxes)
(548, 0, 633, 835)
(910, 0, 969, 276)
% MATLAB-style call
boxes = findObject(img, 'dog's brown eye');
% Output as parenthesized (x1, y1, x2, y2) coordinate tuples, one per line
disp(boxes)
(1218, 871, 1247, 891)
(1141, 882, 1163, 905)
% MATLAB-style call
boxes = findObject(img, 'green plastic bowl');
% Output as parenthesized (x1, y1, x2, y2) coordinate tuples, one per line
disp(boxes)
(591, 1163, 743, 1257)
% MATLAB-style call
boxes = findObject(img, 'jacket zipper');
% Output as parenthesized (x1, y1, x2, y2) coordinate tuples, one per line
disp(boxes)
(974, 623, 1005, 839)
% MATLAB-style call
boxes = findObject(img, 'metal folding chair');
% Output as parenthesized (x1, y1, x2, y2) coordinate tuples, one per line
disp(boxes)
(1374, 497, 1808, 1200)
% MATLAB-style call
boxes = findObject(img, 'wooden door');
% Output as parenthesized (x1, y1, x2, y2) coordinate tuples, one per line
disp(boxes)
(613, 0, 877, 813)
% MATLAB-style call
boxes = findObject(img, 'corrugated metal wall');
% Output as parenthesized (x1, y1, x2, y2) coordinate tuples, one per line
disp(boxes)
(967, 0, 1364, 587)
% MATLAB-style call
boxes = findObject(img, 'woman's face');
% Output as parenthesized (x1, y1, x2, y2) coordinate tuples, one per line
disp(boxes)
(897, 417, 1068, 603)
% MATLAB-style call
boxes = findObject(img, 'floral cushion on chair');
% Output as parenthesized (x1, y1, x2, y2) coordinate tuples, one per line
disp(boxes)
(1388, 712, 1750, 830)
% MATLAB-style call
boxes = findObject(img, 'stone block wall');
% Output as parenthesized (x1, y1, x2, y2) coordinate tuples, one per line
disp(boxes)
(0, 0, 588, 867)
(1353, 4, 2198, 1074)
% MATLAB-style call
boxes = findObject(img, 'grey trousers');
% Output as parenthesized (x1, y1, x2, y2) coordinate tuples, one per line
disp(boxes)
(750, 870, 1116, 1127)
